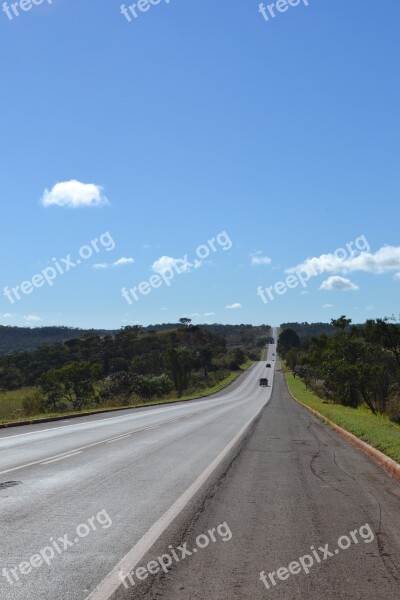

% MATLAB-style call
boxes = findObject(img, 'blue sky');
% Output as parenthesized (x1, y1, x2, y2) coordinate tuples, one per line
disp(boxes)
(0, 0, 399, 329)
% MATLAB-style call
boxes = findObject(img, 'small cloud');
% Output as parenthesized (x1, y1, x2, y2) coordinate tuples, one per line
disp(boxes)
(226, 303, 242, 309)
(204, 312, 215, 316)
(322, 304, 334, 308)
(41, 180, 108, 208)
(152, 256, 191, 275)
(152, 256, 177, 275)
(300, 291, 309, 295)
(319, 276, 359, 291)
(113, 257, 135, 267)
(24, 314, 42, 322)
(1, 313, 13, 318)
(93, 257, 135, 269)
(250, 251, 271, 266)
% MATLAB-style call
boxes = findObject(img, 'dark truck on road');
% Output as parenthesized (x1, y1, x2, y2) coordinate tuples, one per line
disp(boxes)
(259, 378, 269, 387)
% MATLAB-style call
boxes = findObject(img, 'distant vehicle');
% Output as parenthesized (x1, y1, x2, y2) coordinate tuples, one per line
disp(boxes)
(266, 363, 271, 368)
(259, 378, 269, 387)
(272, 352, 275, 356)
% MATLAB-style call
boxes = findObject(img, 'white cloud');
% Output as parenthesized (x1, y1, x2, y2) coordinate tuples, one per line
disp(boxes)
(41, 180, 108, 208)
(152, 256, 177, 274)
(24, 314, 42, 322)
(250, 251, 271, 266)
(322, 304, 334, 308)
(204, 312, 215, 317)
(93, 257, 135, 269)
(1, 313, 13, 318)
(286, 245, 400, 278)
(300, 290, 309, 295)
(319, 276, 359, 291)
(152, 256, 192, 275)
(113, 257, 135, 267)
(226, 303, 242, 309)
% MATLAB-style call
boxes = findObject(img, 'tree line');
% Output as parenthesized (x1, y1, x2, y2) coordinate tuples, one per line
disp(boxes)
(278, 317, 400, 423)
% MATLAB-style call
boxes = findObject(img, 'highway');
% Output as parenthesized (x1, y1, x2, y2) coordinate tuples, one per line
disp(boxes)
(1, 334, 399, 600)
(0, 342, 276, 600)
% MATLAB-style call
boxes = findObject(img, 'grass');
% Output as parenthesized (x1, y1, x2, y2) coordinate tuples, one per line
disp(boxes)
(0, 360, 254, 425)
(285, 371, 400, 464)
(0, 387, 33, 420)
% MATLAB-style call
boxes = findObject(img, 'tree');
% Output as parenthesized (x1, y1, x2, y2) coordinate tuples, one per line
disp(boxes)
(37, 362, 101, 411)
(285, 348, 299, 372)
(0, 365, 23, 391)
(331, 316, 352, 332)
(194, 347, 213, 377)
(179, 318, 192, 327)
(36, 369, 64, 412)
(165, 347, 193, 395)
(103, 371, 138, 405)
(363, 318, 400, 368)
(277, 328, 300, 358)
(227, 348, 246, 370)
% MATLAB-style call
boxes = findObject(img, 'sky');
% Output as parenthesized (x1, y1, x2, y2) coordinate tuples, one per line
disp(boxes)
(0, 0, 399, 330)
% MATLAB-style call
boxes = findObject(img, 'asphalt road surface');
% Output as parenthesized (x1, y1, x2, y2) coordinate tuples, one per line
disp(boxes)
(1, 338, 399, 600)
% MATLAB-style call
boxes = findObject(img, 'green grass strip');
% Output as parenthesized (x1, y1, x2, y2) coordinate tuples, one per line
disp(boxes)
(285, 371, 400, 464)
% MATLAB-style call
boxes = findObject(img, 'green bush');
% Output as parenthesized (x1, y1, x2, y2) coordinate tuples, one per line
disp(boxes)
(22, 391, 46, 416)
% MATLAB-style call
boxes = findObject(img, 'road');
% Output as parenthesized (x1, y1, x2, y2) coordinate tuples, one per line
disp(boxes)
(1, 336, 399, 600)
(0, 342, 276, 600)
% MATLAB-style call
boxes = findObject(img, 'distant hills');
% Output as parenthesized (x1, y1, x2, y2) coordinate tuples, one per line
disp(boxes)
(0, 326, 115, 355)
(0, 323, 272, 355)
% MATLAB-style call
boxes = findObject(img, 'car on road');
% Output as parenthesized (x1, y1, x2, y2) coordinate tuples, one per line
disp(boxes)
(259, 378, 268, 387)
(266, 363, 271, 367)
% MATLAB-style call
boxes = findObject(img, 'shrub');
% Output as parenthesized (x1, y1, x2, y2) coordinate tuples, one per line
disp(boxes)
(22, 391, 46, 416)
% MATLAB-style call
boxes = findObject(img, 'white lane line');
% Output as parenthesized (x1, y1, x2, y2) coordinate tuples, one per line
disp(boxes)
(106, 435, 132, 444)
(41, 451, 83, 465)
(0, 408, 184, 441)
(0, 411, 205, 477)
(83, 394, 272, 600)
